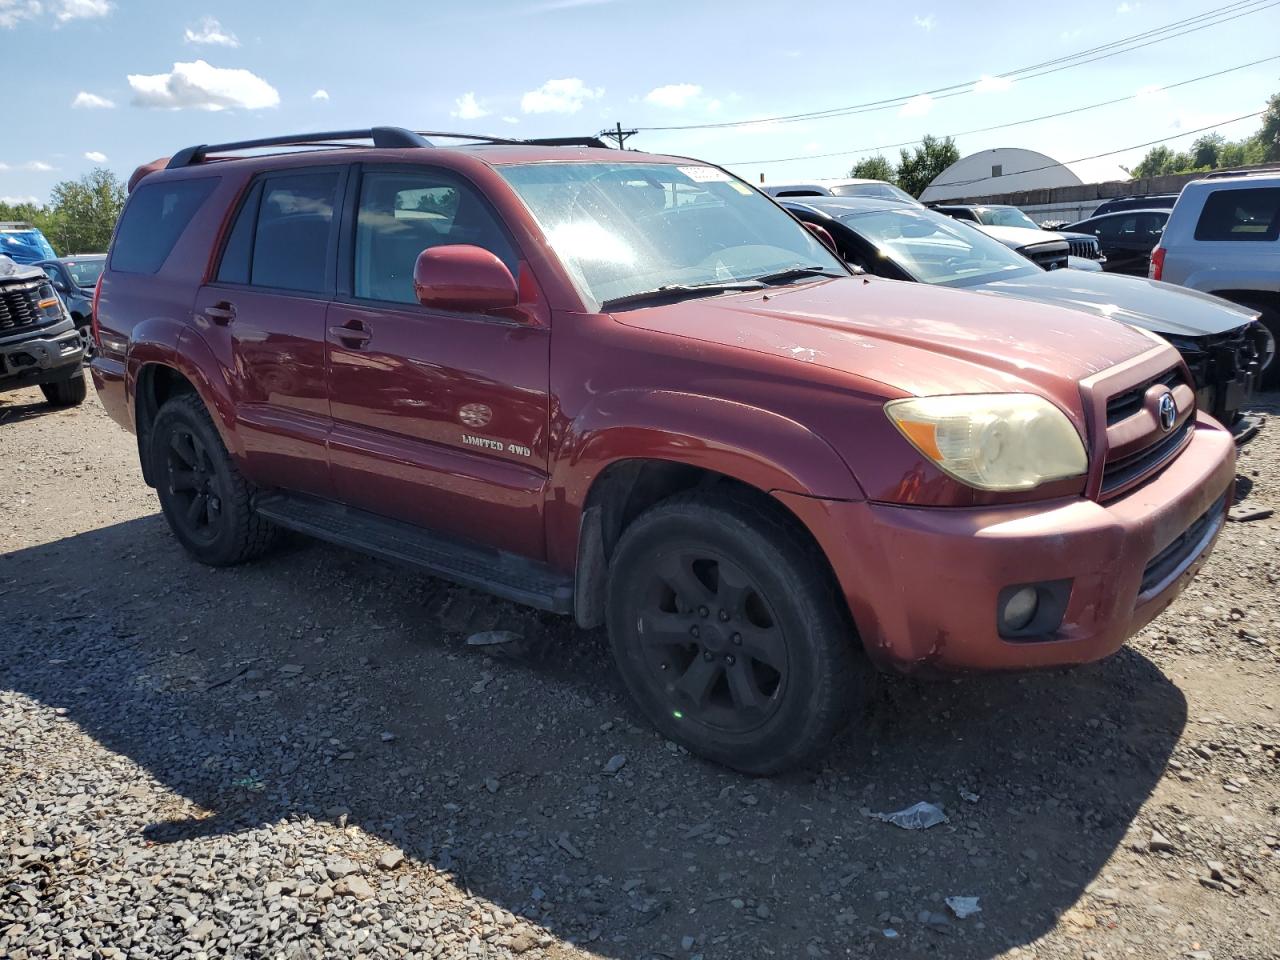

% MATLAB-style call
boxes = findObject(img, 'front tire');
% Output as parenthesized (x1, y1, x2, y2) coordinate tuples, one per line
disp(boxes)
(40, 370, 87, 407)
(606, 489, 865, 775)
(150, 393, 277, 566)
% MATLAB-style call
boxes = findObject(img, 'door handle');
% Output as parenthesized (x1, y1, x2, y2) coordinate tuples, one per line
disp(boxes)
(328, 322, 373, 347)
(205, 302, 236, 325)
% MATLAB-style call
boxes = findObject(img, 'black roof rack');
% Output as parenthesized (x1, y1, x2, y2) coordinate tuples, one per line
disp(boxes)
(1201, 165, 1280, 179)
(167, 127, 429, 169)
(167, 127, 613, 169)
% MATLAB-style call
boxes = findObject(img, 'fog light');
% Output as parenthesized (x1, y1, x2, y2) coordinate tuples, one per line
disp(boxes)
(1001, 587, 1039, 632)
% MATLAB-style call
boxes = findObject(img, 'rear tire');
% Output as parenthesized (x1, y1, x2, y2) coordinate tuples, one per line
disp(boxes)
(1229, 300, 1278, 389)
(605, 489, 864, 775)
(40, 370, 87, 407)
(150, 393, 277, 566)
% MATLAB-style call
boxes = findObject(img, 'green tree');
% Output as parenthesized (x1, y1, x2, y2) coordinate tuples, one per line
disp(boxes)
(849, 154, 895, 181)
(1130, 145, 1196, 178)
(1191, 133, 1224, 170)
(895, 134, 960, 198)
(43, 168, 126, 254)
(1259, 91, 1280, 162)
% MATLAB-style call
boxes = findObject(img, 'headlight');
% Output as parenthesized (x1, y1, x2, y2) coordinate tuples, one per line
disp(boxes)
(885, 394, 1087, 491)
(37, 283, 65, 321)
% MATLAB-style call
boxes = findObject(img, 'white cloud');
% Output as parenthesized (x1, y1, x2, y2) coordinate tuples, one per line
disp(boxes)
(71, 90, 115, 109)
(0, 195, 41, 205)
(184, 16, 239, 47)
(521, 77, 603, 114)
(451, 92, 490, 120)
(25, 161, 54, 171)
(128, 60, 280, 111)
(0, 162, 9, 171)
(84, 150, 108, 162)
(913, 13, 936, 30)
(501, 116, 519, 125)
(532, 0, 616, 10)
(644, 83, 702, 109)
(899, 94, 934, 118)
(311, 89, 329, 101)
(974, 74, 1013, 93)
(54, 0, 112, 22)
(1116, 1, 1139, 12)
(0, 1, 41, 28)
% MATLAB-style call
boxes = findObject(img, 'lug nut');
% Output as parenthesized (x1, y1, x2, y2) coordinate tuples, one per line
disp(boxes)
(718, 609, 729, 622)
(703, 651, 715, 662)
(731, 633, 742, 645)
(690, 626, 700, 639)
(725, 655, 736, 666)
(698, 606, 709, 618)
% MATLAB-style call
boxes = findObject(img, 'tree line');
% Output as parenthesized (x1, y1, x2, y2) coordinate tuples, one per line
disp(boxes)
(0, 168, 126, 256)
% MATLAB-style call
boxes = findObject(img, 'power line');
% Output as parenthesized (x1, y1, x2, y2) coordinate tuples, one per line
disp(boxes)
(635, 0, 1278, 132)
(923, 110, 1265, 193)
(727, 53, 1280, 166)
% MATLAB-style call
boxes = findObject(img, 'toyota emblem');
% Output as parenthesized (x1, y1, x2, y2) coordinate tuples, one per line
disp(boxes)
(1157, 393, 1177, 432)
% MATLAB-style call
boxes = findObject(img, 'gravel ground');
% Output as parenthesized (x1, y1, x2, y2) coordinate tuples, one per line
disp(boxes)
(1, 377, 1278, 960)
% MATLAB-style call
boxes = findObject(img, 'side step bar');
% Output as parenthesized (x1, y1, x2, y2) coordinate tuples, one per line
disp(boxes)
(254, 493, 575, 614)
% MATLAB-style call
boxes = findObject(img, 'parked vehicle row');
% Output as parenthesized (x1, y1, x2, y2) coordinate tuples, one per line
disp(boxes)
(88, 129, 1244, 773)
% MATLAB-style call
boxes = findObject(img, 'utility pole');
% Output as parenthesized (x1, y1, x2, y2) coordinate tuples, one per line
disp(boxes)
(599, 122, 638, 150)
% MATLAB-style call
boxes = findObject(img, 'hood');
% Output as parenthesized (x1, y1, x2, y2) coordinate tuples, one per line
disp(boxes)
(974, 268, 1257, 337)
(974, 223, 1065, 249)
(0, 254, 46, 283)
(611, 275, 1158, 405)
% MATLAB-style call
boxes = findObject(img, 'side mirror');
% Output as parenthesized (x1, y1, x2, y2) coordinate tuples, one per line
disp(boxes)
(803, 221, 839, 256)
(413, 245, 519, 314)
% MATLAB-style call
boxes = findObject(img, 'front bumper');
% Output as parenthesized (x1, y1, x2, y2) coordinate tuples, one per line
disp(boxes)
(778, 412, 1236, 673)
(0, 318, 85, 390)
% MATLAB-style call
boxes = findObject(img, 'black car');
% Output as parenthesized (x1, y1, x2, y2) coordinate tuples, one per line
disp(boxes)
(1062, 209, 1170, 276)
(783, 196, 1262, 439)
(1090, 194, 1179, 217)
(36, 254, 106, 347)
(930, 203, 1105, 263)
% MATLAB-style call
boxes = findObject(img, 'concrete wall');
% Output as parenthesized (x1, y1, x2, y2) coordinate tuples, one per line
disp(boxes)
(940, 165, 1279, 225)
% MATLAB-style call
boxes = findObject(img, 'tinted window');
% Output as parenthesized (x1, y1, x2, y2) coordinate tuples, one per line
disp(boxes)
(251, 172, 340, 292)
(1194, 187, 1280, 242)
(1136, 212, 1167, 240)
(217, 181, 262, 285)
(64, 259, 105, 286)
(110, 178, 217, 274)
(353, 169, 516, 304)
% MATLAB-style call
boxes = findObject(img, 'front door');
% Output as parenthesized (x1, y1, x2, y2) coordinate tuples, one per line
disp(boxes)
(193, 167, 346, 498)
(325, 164, 550, 560)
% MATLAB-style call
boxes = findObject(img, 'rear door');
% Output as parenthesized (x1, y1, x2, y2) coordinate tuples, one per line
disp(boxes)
(193, 167, 347, 497)
(324, 163, 551, 559)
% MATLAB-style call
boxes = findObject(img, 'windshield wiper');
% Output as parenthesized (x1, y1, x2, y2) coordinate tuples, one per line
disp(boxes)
(600, 279, 766, 311)
(752, 265, 846, 285)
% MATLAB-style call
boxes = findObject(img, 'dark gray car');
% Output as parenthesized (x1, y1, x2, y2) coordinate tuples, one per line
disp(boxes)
(36, 255, 105, 347)
(784, 196, 1264, 439)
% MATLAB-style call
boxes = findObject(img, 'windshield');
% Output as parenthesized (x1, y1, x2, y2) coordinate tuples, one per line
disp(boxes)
(497, 162, 846, 309)
(63, 259, 105, 286)
(829, 182, 919, 204)
(1, 229, 57, 264)
(841, 207, 1037, 287)
(976, 207, 1040, 229)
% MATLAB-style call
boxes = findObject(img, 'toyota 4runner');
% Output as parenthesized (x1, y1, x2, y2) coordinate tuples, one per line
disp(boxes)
(92, 128, 1236, 773)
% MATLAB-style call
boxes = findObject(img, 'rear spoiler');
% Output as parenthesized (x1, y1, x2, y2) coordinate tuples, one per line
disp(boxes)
(128, 158, 170, 193)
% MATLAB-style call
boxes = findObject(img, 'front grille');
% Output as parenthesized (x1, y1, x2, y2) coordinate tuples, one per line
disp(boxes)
(1023, 241, 1070, 271)
(1100, 419, 1192, 497)
(0, 280, 45, 335)
(1067, 236, 1102, 260)
(1105, 367, 1183, 425)
(1138, 494, 1227, 597)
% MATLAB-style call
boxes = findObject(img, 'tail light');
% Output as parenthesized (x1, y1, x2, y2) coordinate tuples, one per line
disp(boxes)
(1149, 246, 1166, 281)
(90, 274, 103, 348)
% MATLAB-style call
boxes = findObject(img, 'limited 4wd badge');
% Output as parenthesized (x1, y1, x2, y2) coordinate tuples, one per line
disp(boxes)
(462, 434, 532, 458)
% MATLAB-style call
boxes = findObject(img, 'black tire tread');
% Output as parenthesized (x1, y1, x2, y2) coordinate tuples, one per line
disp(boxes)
(608, 485, 863, 775)
(154, 393, 277, 566)
(40, 371, 87, 407)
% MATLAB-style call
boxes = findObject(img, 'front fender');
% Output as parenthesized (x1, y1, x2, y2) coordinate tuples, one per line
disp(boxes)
(545, 389, 864, 570)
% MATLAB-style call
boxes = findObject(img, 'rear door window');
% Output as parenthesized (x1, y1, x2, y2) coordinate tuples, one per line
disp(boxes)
(251, 172, 341, 292)
(1194, 187, 1280, 242)
(111, 178, 218, 274)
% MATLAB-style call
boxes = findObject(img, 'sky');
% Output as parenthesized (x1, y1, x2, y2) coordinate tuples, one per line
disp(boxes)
(1, 0, 1277, 204)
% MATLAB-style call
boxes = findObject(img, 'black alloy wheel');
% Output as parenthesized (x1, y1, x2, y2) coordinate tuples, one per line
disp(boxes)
(164, 426, 226, 545)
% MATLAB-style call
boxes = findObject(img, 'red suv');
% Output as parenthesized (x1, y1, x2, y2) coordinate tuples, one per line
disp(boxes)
(92, 128, 1235, 773)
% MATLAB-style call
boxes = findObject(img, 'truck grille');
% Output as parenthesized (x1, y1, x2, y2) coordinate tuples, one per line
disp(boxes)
(0, 280, 45, 336)
(1066, 236, 1102, 260)
(1138, 494, 1227, 597)
(1021, 241, 1070, 271)
(1096, 363, 1196, 500)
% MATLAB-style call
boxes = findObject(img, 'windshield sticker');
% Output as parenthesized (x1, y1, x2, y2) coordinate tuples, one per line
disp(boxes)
(727, 181, 753, 195)
(678, 165, 733, 183)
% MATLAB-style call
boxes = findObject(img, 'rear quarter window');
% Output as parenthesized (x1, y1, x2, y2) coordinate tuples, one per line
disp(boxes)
(1193, 187, 1280, 242)
(110, 178, 219, 274)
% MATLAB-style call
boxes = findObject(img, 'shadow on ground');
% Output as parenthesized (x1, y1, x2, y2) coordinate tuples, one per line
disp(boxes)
(1, 514, 1187, 959)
